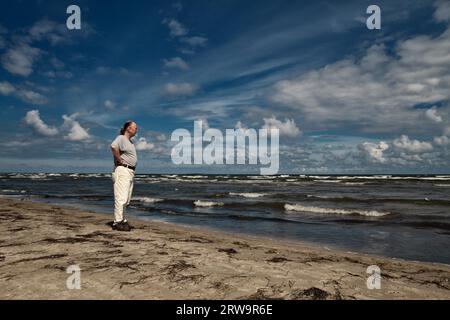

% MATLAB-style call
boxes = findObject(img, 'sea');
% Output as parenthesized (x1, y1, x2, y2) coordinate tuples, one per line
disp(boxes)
(1, 173, 449, 264)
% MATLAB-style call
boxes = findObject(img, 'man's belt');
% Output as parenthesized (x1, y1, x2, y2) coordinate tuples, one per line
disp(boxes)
(118, 163, 136, 171)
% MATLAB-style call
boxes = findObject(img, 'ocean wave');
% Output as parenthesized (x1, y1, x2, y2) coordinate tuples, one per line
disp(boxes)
(284, 204, 390, 217)
(435, 184, 450, 187)
(83, 174, 104, 178)
(229, 192, 266, 198)
(182, 175, 208, 179)
(1, 189, 26, 193)
(194, 200, 224, 207)
(342, 182, 366, 185)
(132, 197, 163, 203)
(307, 194, 343, 199)
(162, 174, 178, 178)
(8, 173, 48, 179)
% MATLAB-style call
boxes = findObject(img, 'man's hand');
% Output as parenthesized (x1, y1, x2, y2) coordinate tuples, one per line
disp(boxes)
(111, 146, 123, 166)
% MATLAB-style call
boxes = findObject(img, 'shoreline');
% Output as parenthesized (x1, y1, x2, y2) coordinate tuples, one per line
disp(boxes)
(22, 196, 450, 267)
(0, 197, 449, 299)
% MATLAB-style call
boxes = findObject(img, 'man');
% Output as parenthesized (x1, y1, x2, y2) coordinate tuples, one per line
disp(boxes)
(110, 120, 138, 231)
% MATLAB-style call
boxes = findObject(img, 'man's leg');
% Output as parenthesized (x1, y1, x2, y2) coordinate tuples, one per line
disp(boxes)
(113, 166, 132, 223)
(126, 171, 134, 206)
(123, 169, 134, 223)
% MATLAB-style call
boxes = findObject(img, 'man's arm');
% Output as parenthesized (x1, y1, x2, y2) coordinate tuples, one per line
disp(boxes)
(111, 146, 122, 166)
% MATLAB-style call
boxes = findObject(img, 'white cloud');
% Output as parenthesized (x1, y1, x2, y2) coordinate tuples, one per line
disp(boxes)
(1, 43, 41, 77)
(434, 126, 450, 145)
(434, 135, 450, 146)
(425, 106, 443, 122)
(0, 81, 48, 104)
(135, 137, 154, 151)
(163, 57, 189, 71)
(164, 82, 199, 97)
(28, 18, 94, 45)
(24, 110, 58, 136)
(180, 36, 208, 47)
(393, 135, 433, 153)
(235, 121, 247, 129)
(262, 116, 301, 137)
(271, 14, 450, 133)
(29, 19, 66, 45)
(44, 70, 73, 79)
(104, 100, 115, 109)
(0, 81, 15, 95)
(163, 18, 187, 37)
(16, 89, 48, 105)
(359, 141, 389, 163)
(434, 0, 450, 23)
(156, 134, 167, 141)
(62, 114, 91, 141)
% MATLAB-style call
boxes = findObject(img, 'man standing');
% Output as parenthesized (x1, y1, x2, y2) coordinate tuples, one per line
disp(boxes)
(110, 120, 138, 231)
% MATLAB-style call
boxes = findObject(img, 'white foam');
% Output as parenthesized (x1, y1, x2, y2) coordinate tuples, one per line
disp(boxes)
(247, 176, 274, 179)
(85, 174, 102, 178)
(284, 204, 389, 217)
(229, 192, 266, 198)
(313, 180, 342, 183)
(434, 184, 450, 187)
(132, 197, 163, 203)
(2, 189, 26, 193)
(194, 200, 224, 207)
(183, 175, 208, 179)
(306, 194, 342, 199)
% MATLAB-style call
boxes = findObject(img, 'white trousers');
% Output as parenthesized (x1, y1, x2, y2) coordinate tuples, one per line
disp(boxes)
(112, 166, 135, 222)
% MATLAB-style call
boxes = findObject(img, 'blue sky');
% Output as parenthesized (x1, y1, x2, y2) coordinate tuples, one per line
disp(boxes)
(0, 0, 449, 173)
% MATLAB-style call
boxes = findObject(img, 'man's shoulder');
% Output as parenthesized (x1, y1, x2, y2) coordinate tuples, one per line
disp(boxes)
(111, 135, 124, 145)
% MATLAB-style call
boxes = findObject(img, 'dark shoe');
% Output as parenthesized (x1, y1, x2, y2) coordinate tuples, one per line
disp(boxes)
(112, 220, 131, 232)
(123, 219, 134, 230)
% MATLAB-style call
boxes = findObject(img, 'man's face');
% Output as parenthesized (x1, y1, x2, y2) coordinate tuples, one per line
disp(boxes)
(127, 122, 138, 137)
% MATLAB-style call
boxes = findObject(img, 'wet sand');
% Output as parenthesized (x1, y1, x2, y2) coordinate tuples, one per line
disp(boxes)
(0, 197, 449, 299)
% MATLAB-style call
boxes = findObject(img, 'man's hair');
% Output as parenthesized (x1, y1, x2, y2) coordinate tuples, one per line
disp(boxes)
(120, 120, 135, 135)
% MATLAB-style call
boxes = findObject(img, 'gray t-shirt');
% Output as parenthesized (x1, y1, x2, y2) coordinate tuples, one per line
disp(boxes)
(111, 135, 137, 167)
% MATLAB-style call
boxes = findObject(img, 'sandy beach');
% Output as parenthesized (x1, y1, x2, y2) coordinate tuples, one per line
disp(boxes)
(0, 197, 449, 300)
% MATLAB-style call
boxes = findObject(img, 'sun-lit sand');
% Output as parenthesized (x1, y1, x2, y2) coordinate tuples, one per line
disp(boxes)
(0, 197, 449, 299)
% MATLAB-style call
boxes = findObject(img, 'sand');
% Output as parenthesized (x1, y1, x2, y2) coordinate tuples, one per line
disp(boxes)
(0, 197, 449, 299)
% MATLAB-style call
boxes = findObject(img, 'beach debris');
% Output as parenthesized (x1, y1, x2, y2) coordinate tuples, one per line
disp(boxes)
(218, 248, 238, 255)
(267, 256, 291, 263)
(288, 287, 333, 300)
